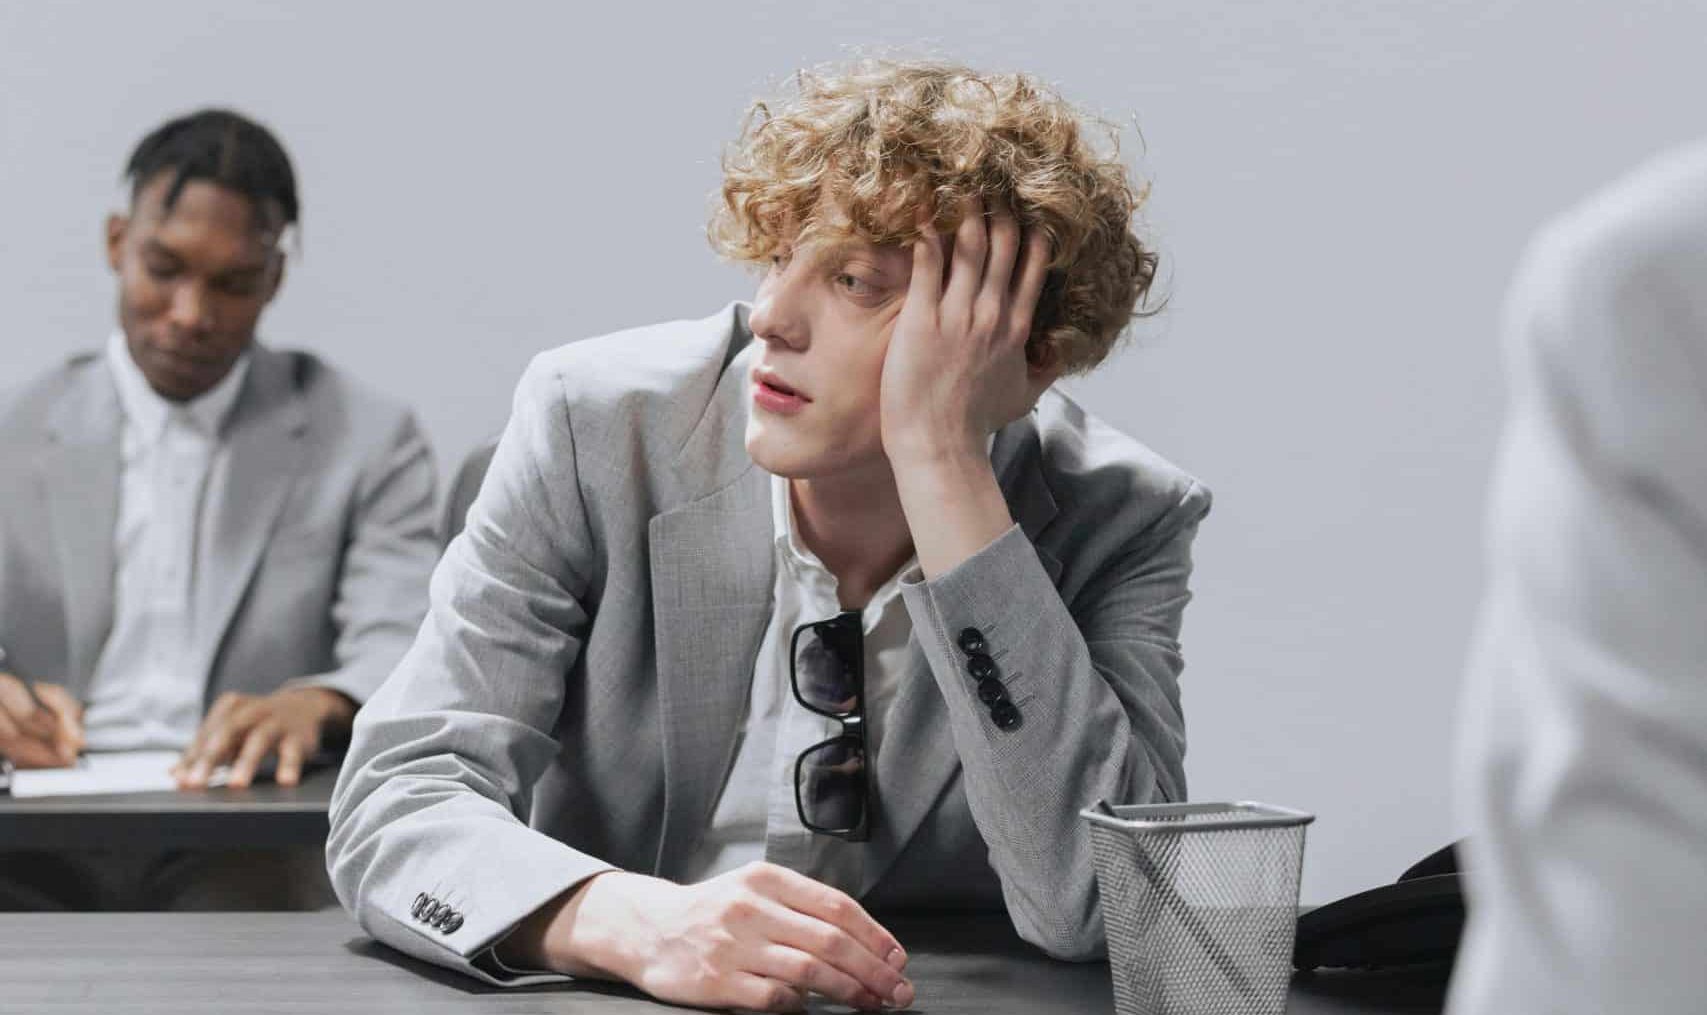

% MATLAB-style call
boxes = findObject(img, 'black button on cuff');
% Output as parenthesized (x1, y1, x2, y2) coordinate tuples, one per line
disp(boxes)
(442, 913, 464, 934)
(957, 627, 987, 655)
(411, 893, 429, 919)
(966, 653, 997, 681)
(976, 678, 1008, 705)
(990, 701, 1021, 729)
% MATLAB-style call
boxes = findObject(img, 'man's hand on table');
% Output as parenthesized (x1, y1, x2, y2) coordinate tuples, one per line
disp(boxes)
(173, 685, 355, 789)
(500, 861, 914, 1012)
(0, 672, 84, 768)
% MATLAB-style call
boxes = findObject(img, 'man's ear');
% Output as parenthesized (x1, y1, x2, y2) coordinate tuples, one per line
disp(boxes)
(1025, 339, 1064, 402)
(263, 253, 287, 304)
(104, 214, 128, 273)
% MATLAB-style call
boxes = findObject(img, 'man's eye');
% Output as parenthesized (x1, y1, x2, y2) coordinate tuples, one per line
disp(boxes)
(215, 275, 263, 296)
(144, 262, 179, 281)
(835, 273, 875, 296)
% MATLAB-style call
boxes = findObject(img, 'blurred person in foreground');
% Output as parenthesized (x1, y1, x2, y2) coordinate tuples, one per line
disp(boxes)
(1451, 142, 1707, 1012)
(329, 58, 1210, 1010)
(0, 109, 439, 909)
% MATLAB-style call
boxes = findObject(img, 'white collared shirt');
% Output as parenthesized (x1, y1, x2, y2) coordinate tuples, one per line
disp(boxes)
(681, 473, 918, 892)
(82, 333, 251, 751)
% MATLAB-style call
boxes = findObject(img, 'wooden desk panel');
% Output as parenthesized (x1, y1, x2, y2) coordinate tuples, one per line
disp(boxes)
(0, 766, 334, 850)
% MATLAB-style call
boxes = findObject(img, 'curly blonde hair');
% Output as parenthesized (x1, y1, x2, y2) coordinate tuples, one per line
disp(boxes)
(709, 58, 1160, 375)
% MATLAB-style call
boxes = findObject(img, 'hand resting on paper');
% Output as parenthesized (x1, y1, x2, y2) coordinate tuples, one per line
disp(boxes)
(173, 685, 355, 790)
(0, 672, 84, 768)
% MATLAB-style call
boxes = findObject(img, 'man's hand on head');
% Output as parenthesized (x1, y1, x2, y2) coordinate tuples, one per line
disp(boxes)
(0, 673, 84, 769)
(173, 685, 355, 789)
(499, 862, 913, 1013)
(878, 197, 1057, 467)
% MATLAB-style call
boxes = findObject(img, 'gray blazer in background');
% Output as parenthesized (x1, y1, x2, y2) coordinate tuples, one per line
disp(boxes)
(0, 342, 441, 709)
(328, 303, 1210, 983)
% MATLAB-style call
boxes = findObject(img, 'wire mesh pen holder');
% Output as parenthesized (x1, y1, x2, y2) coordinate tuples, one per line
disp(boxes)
(1083, 800, 1314, 1015)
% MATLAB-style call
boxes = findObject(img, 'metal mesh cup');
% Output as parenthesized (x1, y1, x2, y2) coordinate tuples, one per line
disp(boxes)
(1082, 801, 1314, 1015)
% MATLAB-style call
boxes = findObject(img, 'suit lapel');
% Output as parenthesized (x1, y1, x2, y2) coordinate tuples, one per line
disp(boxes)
(190, 346, 308, 692)
(649, 329, 777, 878)
(860, 414, 1062, 895)
(40, 366, 122, 697)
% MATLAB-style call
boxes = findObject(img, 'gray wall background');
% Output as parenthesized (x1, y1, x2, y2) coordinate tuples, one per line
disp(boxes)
(3, 1, 1704, 904)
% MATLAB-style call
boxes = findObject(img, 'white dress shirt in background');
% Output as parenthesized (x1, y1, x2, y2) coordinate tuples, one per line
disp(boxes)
(82, 333, 250, 751)
(681, 473, 916, 892)
(1450, 142, 1707, 1014)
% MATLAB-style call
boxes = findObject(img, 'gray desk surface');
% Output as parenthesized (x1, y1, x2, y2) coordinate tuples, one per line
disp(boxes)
(0, 765, 335, 850)
(0, 910, 1447, 1014)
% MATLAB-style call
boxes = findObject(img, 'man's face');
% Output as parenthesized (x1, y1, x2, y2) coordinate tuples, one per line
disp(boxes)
(744, 233, 914, 479)
(106, 174, 284, 402)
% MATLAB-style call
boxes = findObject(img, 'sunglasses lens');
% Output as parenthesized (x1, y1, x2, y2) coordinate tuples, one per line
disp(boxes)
(795, 620, 861, 715)
(797, 736, 867, 834)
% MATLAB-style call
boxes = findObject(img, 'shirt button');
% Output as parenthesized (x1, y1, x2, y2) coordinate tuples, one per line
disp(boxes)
(957, 628, 987, 655)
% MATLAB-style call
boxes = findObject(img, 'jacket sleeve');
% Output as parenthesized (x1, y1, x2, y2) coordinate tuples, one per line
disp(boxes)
(326, 356, 612, 986)
(899, 480, 1209, 960)
(294, 410, 440, 706)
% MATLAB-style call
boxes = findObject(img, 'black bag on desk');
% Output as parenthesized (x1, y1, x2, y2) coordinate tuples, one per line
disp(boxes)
(1293, 841, 1465, 972)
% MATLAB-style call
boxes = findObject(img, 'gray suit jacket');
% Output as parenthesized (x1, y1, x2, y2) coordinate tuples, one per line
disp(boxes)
(328, 304, 1210, 984)
(0, 342, 440, 710)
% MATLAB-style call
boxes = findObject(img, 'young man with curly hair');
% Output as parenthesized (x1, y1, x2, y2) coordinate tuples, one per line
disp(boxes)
(328, 59, 1210, 1011)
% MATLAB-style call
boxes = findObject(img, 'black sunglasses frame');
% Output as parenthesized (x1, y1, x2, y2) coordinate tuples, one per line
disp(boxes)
(788, 610, 871, 842)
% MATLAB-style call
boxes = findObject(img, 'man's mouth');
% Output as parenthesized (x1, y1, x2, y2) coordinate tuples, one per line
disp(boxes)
(755, 370, 810, 401)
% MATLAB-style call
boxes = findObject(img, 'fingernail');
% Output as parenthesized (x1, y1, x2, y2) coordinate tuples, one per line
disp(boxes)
(890, 979, 914, 1009)
(885, 946, 907, 970)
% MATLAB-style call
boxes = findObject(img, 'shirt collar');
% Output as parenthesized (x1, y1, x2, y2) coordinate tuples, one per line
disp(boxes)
(106, 331, 253, 443)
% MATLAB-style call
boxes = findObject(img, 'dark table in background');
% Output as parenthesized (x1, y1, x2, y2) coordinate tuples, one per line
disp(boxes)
(0, 765, 335, 850)
(0, 909, 1448, 1014)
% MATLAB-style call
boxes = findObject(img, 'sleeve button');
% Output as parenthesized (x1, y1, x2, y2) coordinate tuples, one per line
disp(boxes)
(957, 628, 987, 655)
(976, 678, 1008, 705)
(443, 913, 464, 934)
(991, 701, 1021, 729)
(966, 653, 997, 681)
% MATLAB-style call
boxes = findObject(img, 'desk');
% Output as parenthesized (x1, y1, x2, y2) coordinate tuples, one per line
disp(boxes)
(0, 910, 1447, 1013)
(0, 766, 335, 851)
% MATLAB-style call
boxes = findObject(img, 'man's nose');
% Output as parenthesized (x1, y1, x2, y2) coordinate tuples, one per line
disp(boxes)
(165, 281, 214, 333)
(749, 263, 808, 352)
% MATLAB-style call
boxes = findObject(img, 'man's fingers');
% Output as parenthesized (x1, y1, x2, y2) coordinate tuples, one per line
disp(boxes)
(761, 866, 906, 972)
(750, 944, 889, 1010)
(179, 710, 253, 787)
(275, 737, 306, 787)
(980, 203, 1022, 313)
(227, 723, 282, 789)
(0, 675, 57, 741)
(908, 213, 946, 314)
(34, 684, 86, 757)
(727, 972, 808, 1013)
(1009, 227, 1054, 343)
(0, 708, 74, 768)
(942, 197, 988, 322)
(758, 900, 911, 1007)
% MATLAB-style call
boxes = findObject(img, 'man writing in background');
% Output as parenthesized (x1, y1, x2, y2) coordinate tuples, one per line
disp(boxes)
(331, 59, 1209, 1011)
(0, 109, 439, 909)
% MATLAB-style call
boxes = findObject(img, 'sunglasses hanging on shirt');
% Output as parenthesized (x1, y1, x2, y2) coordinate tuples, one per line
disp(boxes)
(789, 610, 870, 842)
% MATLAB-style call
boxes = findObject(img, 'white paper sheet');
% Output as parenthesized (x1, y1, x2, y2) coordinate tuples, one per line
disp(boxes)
(6, 750, 226, 798)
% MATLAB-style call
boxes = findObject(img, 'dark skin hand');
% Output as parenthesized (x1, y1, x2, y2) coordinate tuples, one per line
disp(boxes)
(172, 686, 355, 789)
